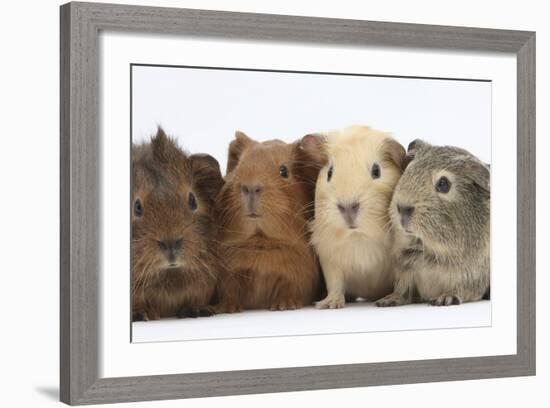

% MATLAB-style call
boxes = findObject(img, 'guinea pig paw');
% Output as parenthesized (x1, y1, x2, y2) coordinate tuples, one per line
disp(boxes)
(132, 311, 149, 322)
(176, 307, 196, 318)
(177, 307, 214, 318)
(197, 306, 216, 317)
(428, 295, 462, 306)
(315, 295, 346, 309)
(147, 310, 161, 320)
(269, 299, 303, 311)
(269, 300, 289, 311)
(375, 294, 406, 307)
(213, 302, 242, 314)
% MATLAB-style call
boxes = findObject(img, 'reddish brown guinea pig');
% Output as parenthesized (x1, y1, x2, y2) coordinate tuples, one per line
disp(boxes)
(214, 131, 324, 312)
(132, 127, 225, 321)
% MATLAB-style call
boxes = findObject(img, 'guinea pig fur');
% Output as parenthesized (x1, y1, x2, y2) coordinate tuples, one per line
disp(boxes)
(376, 139, 490, 307)
(214, 131, 324, 312)
(132, 127, 225, 320)
(310, 125, 406, 309)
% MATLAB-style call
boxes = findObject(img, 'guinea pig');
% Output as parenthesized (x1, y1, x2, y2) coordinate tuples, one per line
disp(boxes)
(132, 127, 225, 320)
(310, 125, 406, 309)
(376, 139, 490, 307)
(214, 131, 324, 312)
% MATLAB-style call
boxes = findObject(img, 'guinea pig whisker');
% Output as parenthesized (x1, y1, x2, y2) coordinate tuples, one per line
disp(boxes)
(219, 227, 241, 236)
(297, 202, 316, 215)
(292, 160, 325, 170)
(190, 254, 217, 281)
(208, 237, 226, 245)
(131, 237, 149, 244)
(381, 223, 395, 243)
(135, 259, 156, 289)
(300, 200, 315, 209)
(133, 254, 155, 274)
(366, 212, 392, 225)
(381, 218, 394, 232)
(263, 203, 309, 231)
(218, 203, 244, 228)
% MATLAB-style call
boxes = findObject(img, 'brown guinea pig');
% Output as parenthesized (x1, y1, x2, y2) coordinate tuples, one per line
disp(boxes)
(214, 131, 324, 312)
(132, 127, 225, 321)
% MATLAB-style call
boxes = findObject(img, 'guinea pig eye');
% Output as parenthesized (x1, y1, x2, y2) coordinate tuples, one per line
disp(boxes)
(436, 176, 451, 194)
(327, 165, 333, 182)
(134, 199, 143, 217)
(279, 164, 289, 178)
(371, 163, 381, 179)
(188, 192, 198, 211)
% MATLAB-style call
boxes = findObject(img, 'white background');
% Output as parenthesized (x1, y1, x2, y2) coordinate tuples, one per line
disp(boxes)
(0, 0, 546, 407)
(132, 65, 492, 171)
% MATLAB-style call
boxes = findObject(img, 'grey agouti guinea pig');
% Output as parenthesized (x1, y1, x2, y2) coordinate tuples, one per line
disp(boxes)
(132, 127, 225, 320)
(376, 139, 490, 307)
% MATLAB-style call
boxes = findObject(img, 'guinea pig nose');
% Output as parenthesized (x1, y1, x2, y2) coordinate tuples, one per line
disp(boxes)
(338, 201, 360, 228)
(337, 202, 360, 216)
(156, 239, 183, 251)
(397, 204, 415, 218)
(242, 184, 264, 215)
(241, 184, 264, 196)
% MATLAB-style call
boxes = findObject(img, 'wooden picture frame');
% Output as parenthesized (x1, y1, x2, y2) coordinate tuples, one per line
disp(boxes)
(60, 2, 535, 405)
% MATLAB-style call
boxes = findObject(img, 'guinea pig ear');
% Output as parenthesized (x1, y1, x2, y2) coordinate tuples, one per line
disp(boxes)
(226, 131, 255, 174)
(402, 139, 428, 171)
(465, 159, 491, 197)
(189, 154, 224, 201)
(292, 134, 327, 185)
(382, 138, 406, 171)
(402, 152, 415, 171)
(298, 133, 328, 166)
(407, 139, 428, 153)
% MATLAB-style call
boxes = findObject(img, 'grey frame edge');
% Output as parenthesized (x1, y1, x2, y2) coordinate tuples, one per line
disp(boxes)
(59, 1, 536, 405)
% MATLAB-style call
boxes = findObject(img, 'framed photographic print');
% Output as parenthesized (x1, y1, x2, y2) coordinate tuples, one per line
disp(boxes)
(60, 2, 536, 405)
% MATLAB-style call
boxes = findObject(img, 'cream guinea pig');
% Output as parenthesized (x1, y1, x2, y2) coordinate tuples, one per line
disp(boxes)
(309, 125, 406, 309)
